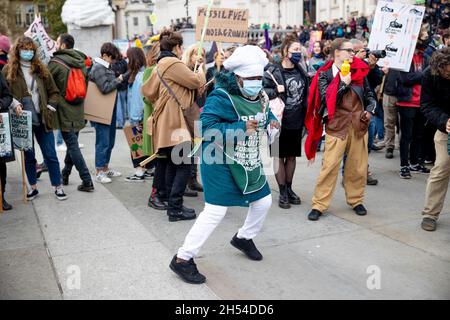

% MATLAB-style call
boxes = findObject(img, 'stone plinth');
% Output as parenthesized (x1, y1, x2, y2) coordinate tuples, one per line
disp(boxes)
(68, 25, 113, 58)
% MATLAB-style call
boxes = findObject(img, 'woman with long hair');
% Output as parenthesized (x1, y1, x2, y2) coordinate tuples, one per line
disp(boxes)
(305, 38, 377, 221)
(262, 33, 309, 209)
(142, 30, 206, 222)
(2, 36, 67, 201)
(124, 47, 148, 182)
(181, 43, 207, 195)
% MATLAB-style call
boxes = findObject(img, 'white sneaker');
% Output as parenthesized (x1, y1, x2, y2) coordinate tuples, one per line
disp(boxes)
(96, 172, 112, 184)
(56, 144, 67, 152)
(106, 168, 122, 177)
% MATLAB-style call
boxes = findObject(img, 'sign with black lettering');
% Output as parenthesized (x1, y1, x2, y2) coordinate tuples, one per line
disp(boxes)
(124, 124, 146, 160)
(0, 113, 14, 161)
(11, 111, 33, 151)
(195, 7, 249, 44)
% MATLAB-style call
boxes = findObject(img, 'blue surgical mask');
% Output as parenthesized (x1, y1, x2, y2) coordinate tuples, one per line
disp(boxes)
(20, 50, 34, 61)
(240, 79, 263, 98)
(289, 52, 302, 65)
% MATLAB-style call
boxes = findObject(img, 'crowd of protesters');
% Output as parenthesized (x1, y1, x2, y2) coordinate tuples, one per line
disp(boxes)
(0, 2, 449, 285)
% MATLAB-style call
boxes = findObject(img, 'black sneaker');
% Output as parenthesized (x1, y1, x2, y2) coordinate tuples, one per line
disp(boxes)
(169, 255, 206, 284)
(27, 189, 39, 201)
(410, 164, 430, 174)
(353, 204, 368, 216)
(78, 181, 94, 192)
(55, 188, 68, 201)
(399, 166, 412, 179)
(125, 174, 145, 183)
(144, 169, 154, 179)
(230, 234, 263, 261)
(421, 218, 437, 232)
(308, 209, 322, 221)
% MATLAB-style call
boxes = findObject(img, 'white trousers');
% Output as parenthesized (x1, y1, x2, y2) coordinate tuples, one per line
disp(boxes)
(177, 195, 272, 261)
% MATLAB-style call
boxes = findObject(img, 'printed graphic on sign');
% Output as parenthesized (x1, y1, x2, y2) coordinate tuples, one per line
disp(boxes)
(0, 113, 13, 159)
(124, 124, 145, 160)
(11, 111, 33, 151)
(24, 15, 57, 65)
(368, 1, 425, 72)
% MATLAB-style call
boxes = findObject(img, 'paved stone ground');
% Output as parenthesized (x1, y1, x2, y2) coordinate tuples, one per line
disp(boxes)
(1, 127, 449, 299)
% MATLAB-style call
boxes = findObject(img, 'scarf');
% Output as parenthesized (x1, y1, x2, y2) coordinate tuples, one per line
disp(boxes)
(304, 57, 369, 160)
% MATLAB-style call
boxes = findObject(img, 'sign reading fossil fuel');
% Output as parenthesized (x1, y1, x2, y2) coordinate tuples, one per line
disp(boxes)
(368, 1, 425, 72)
(195, 7, 249, 44)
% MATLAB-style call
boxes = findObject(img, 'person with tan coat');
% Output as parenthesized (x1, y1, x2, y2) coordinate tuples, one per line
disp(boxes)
(142, 30, 205, 222)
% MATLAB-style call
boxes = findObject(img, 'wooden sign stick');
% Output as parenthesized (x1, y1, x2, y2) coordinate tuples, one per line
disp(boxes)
(139, 153, 159, 168)
(21, 151, 27, 203)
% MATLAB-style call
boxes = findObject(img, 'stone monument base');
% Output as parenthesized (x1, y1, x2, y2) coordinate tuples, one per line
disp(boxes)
(68, 25, 113, 58)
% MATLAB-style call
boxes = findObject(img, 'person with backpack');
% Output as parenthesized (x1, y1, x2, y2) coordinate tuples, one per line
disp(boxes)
(48, 33, 94, 192)
(2, 36, 67, 201)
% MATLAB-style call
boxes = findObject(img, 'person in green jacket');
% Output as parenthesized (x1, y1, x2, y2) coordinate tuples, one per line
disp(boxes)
(3, 36, 67, 201)
(48, 33, 94, 192)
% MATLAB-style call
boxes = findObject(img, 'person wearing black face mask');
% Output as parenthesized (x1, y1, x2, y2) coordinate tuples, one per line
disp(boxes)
(263, 34, 309, 209)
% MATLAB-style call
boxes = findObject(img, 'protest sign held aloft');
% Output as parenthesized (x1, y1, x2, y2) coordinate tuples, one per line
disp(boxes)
(24, 15, 57, 65)
(368, 1, 425, 72)
(11, 111, 33, 152)
(195, 7, 249, 44)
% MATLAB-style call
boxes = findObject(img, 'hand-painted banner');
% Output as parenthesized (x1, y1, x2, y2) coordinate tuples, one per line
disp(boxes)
(24, 15, 57, 65)
(0, 113, 13, 160)
(11, 111, 33, 151)
(368, 1, 425, 72)
(195, 7, 249, 44)
(124, 124, 146, 160)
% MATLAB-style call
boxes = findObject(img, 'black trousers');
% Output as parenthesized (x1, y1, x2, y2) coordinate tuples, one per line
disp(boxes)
(0, 162, 6, 195)
(152, 157, 167, 192)
(159, 143, 192, 212)
(398, 107, 425, 167)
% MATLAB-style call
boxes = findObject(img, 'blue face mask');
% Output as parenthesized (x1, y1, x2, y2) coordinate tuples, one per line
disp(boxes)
(20, 50, 34, 61)
(240, 79, 263, 98)
(273, 55, 281, 64)
(289, 52, 302, 65)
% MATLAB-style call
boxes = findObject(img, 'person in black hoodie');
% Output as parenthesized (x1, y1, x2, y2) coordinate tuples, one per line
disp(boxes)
(263, 34, 309, 209)
(420, 47, 450, 232)
(0, 72, 13, 210)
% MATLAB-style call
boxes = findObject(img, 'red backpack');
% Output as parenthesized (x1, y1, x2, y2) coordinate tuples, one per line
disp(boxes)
(53, 58, 87, 104)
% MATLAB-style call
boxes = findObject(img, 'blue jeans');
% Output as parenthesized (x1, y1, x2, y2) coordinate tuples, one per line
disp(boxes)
(55, 130, 64, 146)
(116, 90, 128, 128)
(25, 124, 62, 187)
(368, 117, 376, 152)
(374, 115, 384, 141)
(92, 107, 117, 169)
(61, 130, 92, 183)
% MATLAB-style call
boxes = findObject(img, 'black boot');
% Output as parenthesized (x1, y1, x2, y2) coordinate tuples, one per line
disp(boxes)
(167, 207, 196, 222)
(2, 195, 12, 211)
(148, 188, 168, 210)
(78, 181, 94, 192)
(278, 184, 291, 209)
(188, 177, 203, 192)
(286, 183, 301, 205)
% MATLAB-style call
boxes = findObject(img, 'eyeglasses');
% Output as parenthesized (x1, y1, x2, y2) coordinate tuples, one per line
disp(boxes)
(338, 48, 356, 54)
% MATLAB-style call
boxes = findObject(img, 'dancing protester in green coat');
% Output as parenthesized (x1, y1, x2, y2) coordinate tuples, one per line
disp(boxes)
(170, 45, 280, 284)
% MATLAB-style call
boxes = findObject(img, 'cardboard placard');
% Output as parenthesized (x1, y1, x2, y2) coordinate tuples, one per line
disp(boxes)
(84, 81, 117, 125)
(11, 111, 33, 151)
(368, 1, 425, 72)
(195, 7, 249, 44)
(0, 113, 14, 161)
(124, 124, 146, 160)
